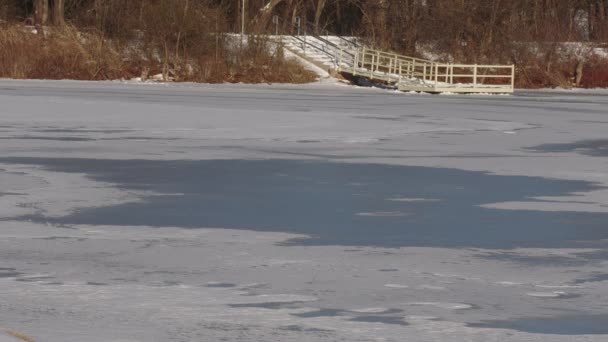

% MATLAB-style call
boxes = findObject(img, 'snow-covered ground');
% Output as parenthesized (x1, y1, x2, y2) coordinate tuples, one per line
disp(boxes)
(1, 79, 608, 341)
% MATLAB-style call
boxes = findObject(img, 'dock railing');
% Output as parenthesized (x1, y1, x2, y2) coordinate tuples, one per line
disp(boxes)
(338, 47, 515, 92)
(270, 16, 514, 93)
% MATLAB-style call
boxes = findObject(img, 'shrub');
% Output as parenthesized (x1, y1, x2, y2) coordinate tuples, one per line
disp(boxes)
(0, 23, 316, 83)
(581, 55, 608, 88)
(0, 25, 127, 80)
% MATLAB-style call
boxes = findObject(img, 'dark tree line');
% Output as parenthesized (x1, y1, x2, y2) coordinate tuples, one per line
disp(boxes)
(4, 1, 607, 46)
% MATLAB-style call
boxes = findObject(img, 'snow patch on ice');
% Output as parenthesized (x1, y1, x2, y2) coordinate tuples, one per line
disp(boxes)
(496, 281, 524, 286)
(417, 285, 447, 291)
(356, 211, 411, 217)
(386, 198, 440, 203)
(407, 302, 474, 310)
(535, 284, 584, 289)
(526, 291, 571, 298)
(351, 307, 395, 314)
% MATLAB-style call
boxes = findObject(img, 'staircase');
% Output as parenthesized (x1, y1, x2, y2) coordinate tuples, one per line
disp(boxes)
(281, 35, 358, 72)
(273, 17, 514, 94)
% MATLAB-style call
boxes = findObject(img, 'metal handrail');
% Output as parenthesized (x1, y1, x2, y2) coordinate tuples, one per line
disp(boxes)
(294, 17, 360, 50)
(289, 18, 356, 59)
(272, 16, 357, 68)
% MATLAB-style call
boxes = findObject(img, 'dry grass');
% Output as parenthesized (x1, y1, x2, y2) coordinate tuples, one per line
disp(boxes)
(516, 56, 608, 89)
(0, 0, 316, 84)
(0, 24, 316, 84)
(0, 25, 126, 80)
(581, 56, 608, 88)
(4, 329, 36, 342)
(216, 38, 317, 84)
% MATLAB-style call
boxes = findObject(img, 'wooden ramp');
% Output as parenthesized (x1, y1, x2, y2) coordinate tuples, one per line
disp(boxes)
(274, 17, 514, 94)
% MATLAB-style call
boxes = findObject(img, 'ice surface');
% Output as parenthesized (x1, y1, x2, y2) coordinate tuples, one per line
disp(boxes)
(1, 80, 608, 341)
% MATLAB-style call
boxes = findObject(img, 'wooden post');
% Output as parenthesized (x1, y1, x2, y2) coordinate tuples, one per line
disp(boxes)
(450, 65, 454, 84)
(511, 65, 515, 89)
(361, 47, 366, 71)
(370, 53, 375, 78)
(353, 49, 358, 76)
(473, 65, 478, 86)
(296, 17, 301, 36)
(412, 60, 416, 78)
(434, 63, 439, 84)
(303, 28, 307, 55)
(393, 54, 399, 74)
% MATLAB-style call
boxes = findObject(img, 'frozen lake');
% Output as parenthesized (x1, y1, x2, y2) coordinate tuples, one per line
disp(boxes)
(1, 80, 608, 341)
(4, 158, 607, 249)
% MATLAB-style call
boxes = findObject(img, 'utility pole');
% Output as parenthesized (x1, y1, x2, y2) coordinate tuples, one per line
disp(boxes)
(241, 0, 246, 44)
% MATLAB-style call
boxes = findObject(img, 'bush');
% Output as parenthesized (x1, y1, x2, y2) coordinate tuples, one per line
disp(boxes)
(581, 56, 608, 88)
(0, 22, 316, 84)
(0, 25, 127, 80)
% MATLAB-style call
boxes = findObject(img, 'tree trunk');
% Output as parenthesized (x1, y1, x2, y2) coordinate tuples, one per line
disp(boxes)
(377, 0, 389, 48)
(258, 0, 285, 25)
(52, 0, 65, 26)
(34, 0, 49, 26)
(314, 0, 327, 29)
(575, 60, 584, 87)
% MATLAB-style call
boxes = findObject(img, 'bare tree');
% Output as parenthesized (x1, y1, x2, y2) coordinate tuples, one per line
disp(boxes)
(52, 0, 65, 26)
(34, 0, 49, 26)
(32, 0, 65, 26)
(314, 0, 327, 28)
